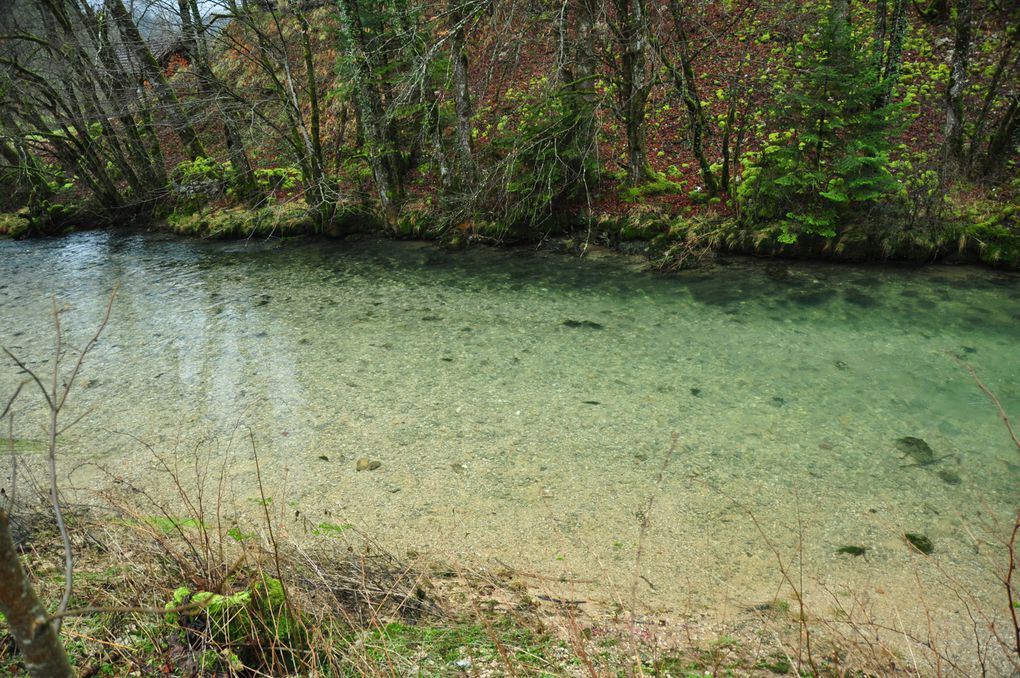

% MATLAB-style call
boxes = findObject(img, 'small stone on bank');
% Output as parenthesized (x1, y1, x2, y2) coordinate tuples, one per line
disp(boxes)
(356, 458, 381, 472)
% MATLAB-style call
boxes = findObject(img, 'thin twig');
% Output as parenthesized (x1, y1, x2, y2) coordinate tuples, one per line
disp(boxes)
(250, 429, 293, 618)
(628, 432, 679, 676)
(955, 357, 1020, 450)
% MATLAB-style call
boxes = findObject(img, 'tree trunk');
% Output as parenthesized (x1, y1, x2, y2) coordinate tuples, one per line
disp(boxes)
(337, 0, 403, 226)
(186, 0, 258, 202)
(982, 95, 1020, 179)
(449, 0, 477, 187)
(942, 0, 971, 172)
(662, 0, 717, 195)
(554, 0, 599, 188)
(105, 0, 206, 160)
(298, 9, 332, 224)
(969, 32, 1019, 172)
(614, 0, 650, 185)
(876, 0, 906, 108)
(875, 0, 888, 43)
(0, 508, 74, 678)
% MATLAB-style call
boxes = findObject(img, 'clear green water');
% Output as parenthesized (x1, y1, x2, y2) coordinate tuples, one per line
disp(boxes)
(2, 231, 1018, 642)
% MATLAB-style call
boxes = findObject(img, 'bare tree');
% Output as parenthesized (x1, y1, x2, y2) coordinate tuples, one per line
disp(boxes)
(1, 292, 115, 677)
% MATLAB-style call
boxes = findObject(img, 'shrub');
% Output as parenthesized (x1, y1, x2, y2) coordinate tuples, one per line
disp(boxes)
(738, 12, 903, 243)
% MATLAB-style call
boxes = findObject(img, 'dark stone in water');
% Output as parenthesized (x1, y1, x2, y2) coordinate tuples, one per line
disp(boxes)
(895, 436, 937, 466)
(690, 387, 702, 397)
(844, 288, 879, 308)
(765, 266, 792, 281)
(563, 319, 605, 330)
(937, 469, 962, 485)
(836, 545, 868, 556)
(905, 533, 934, 555)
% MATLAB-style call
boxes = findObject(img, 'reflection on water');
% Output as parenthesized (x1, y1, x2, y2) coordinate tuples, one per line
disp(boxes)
(2, 231, 1019, 646)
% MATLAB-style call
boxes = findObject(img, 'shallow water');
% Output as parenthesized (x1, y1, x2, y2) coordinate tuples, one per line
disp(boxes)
(2, 231, 1018, 650)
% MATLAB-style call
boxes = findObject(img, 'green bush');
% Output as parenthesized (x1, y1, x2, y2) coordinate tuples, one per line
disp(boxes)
(0, 210, 32, 238)
(168, 576, 298, 648)
(254, 166, 303, 194)
(738, 12, 903, 243)
(172, 157, 232, 210)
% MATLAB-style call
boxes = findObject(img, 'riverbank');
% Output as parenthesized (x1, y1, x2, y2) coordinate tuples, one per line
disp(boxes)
(3, 491, 999, 677)
(2, 196, 1018, 270)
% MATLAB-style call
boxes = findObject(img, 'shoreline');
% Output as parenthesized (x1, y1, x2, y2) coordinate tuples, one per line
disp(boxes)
(2, 201, 1019, 272)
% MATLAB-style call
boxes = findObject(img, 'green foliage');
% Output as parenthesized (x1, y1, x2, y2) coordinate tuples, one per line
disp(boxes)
(950, 186, 1020, 265)
(168, 202, 315, 238)
(738, 12, 903, 242)
(313, 521, 354, 536)
(254, 166, 303, 194)
(620, 173, 685, 204)
(174, 156, 230, 187)
(168, 576, 297, 647)
(0, 210, 32, 238)
(890, 152, 945, 226)
(482, 76, 599, 228)
(173, 157, 232, 211)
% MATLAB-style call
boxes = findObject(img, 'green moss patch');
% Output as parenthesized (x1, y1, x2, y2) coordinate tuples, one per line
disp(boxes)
(168, 202, 316, 238)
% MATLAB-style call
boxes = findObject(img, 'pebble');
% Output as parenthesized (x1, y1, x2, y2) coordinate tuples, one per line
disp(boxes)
(356, 458, 381, 472)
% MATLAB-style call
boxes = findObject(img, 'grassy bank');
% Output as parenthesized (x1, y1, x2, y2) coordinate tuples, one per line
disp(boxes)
(3, 194, 1018, 270)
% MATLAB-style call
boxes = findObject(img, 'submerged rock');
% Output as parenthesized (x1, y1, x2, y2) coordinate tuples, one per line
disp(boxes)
(563, 319, 605, 330)
(905, 533, 934, 555)
(895, 436, 938, 466)
(937, 468, 962, 485)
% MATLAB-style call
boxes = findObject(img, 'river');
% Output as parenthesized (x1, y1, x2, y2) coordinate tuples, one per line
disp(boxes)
(2, 230, 1018, 662)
